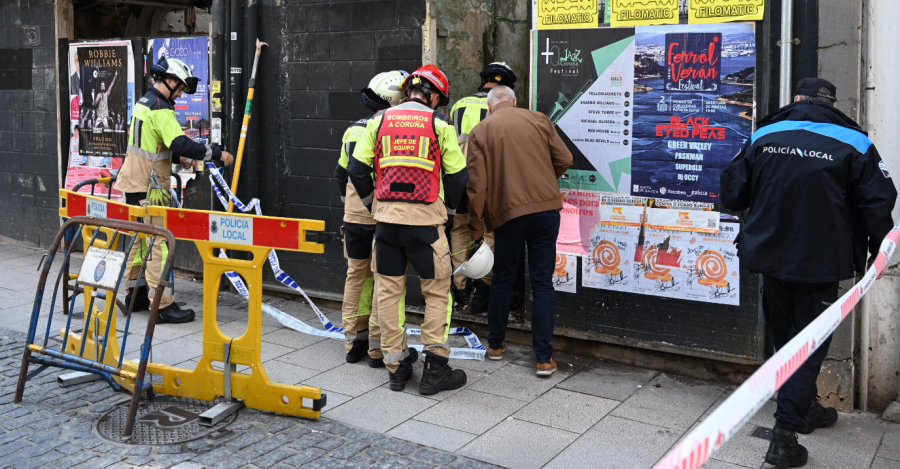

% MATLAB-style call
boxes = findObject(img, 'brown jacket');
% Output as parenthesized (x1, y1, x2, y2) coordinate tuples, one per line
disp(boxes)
(466, 101, 573, 239)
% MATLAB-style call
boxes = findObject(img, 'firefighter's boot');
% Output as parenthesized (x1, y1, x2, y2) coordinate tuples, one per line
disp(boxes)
(419, 350, 467, 395)
(388, 348, 418, 392)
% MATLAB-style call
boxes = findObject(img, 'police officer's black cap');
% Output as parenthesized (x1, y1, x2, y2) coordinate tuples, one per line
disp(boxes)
(794, 77, 837, 102)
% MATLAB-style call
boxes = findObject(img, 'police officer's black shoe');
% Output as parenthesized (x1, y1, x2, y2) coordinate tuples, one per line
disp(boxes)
(388, 348, 418, 392)
(467, 280, 490, 315)
(345, 339, 369, 363)
(368, 356, 386, 368)
(124, 286, 151, 313)
(765, 425, 808, 468)
(419, 350, 467, 396)
(798, 400, 838, 434)
(156, 303, 196, 324)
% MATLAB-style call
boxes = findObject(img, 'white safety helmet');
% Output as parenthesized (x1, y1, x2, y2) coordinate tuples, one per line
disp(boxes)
(453, 242, 494, 279)
(362, 70, 409, 111)
(151, 57, 199, 94)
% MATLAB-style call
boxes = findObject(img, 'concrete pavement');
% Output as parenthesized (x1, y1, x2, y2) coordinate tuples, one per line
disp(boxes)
(1, 241, 898, 469)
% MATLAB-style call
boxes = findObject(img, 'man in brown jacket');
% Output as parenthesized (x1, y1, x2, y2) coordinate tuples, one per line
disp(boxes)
(467, 85, 573, 376)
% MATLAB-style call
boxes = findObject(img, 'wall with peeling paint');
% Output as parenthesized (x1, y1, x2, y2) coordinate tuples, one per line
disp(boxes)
(429, 0, 530, 106)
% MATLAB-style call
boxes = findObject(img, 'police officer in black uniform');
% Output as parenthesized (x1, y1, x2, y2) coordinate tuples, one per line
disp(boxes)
(721, 77, 897, 468)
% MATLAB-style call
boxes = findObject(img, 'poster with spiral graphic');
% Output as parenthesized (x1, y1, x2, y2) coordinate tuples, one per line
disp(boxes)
(583, 224, 639, 292)
(553, 254, 578, 293)
(632, 228, 685, 298)
(682, 221, 739, 304)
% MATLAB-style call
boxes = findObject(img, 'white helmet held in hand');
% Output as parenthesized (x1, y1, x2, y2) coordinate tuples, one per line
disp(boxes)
(362, 70, 409, 111)
(454, 242, 494, 279)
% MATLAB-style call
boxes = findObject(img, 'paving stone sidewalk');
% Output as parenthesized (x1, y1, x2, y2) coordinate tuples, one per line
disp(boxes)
(0, 327, 497, 469)
(1, 242, 899, 469)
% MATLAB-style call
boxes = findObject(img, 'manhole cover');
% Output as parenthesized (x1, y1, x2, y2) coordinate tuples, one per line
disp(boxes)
(97, 397, 237, 445)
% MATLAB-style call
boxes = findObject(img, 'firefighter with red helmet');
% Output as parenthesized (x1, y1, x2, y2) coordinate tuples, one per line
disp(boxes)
(348, 64, 469, 395)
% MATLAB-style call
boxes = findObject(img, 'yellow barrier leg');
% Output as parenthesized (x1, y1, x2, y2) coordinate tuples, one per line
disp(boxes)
(142, 241, 325, 418)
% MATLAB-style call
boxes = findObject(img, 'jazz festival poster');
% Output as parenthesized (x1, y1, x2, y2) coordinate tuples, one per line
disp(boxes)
(65, 41, 135, 199)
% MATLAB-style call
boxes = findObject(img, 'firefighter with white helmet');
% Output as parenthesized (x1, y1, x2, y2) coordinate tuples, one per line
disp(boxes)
(116, 57, 234, 324)
(334, 70, 408, 366)
(348, 64, 469, 395)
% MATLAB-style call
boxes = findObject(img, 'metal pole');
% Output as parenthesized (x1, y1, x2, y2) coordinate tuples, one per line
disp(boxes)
(779, 0, 794, 106)
(226, 39, 267, 213)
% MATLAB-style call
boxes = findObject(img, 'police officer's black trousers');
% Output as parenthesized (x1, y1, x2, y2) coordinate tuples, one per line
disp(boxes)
(762, 274, 838, 430)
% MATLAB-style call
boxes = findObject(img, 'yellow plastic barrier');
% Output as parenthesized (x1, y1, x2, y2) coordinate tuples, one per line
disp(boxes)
(59, 189, 328, 419)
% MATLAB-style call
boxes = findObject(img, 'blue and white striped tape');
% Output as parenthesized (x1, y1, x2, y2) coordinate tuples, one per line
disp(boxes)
(208, 165, 486, 360)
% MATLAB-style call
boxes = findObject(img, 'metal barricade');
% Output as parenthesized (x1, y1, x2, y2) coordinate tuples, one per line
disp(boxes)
(21, 189, 329, 439)
(14, 216, 177, 439)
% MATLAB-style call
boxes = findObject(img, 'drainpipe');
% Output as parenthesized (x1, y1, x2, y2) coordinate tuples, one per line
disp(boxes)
(210, 0, 225, 148)
(778, 0, 794, 106)
(863, 0, 900, 413)
(228, 0, 244, 157)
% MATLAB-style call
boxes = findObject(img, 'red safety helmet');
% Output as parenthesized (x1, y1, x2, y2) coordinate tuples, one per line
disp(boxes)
(402, 64, 451, 107)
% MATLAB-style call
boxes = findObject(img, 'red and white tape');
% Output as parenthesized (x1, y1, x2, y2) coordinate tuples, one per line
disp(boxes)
(654, 220, 900, 469)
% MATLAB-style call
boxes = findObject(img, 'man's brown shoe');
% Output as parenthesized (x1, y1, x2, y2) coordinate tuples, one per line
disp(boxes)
(536, 358, 557, 377)
(487, 344, 505, 361)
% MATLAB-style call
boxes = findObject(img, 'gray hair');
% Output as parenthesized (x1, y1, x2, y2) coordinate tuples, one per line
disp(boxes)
(487, 85, 516, 107)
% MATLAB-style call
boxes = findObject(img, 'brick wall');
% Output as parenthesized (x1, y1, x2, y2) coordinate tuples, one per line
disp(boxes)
(0, 0, 60, 247)
(267, 0, 427, 296)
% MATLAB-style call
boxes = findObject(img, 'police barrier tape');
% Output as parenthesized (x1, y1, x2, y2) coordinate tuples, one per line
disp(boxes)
(207, 165, 487, 360)
(654, 220, 900, 469)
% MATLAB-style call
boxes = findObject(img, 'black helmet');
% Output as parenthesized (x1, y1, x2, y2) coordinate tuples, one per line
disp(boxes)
(480, 62, 517, 90)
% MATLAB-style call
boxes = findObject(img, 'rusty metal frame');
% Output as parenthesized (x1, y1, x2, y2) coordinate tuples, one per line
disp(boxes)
(14, 216, 177, 439)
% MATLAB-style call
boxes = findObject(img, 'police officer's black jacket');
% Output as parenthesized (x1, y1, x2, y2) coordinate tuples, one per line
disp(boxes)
(720, 101, 897, 283)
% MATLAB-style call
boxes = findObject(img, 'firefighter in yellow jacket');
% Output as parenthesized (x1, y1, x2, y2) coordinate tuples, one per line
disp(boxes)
(448, 63, 517, 314)
(115, 58, 234, 323)
(348, 65, 469, 395)
(334, 70, 408, 366)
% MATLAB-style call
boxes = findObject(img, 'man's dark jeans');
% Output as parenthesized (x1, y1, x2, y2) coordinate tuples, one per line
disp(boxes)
(763, 274, 838, 430)
(488, 210, 560, 363)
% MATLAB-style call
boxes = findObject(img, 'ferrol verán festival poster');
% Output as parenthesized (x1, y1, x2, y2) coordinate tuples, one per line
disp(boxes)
(631, 22, 755, 202)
